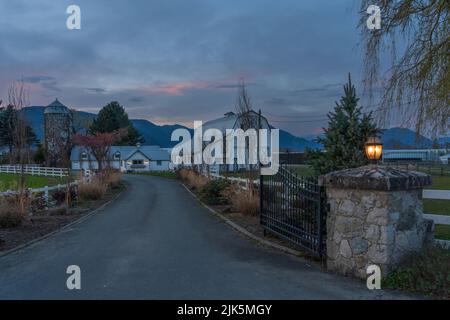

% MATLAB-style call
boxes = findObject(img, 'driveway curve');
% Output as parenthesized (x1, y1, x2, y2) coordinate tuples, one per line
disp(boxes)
(0, 175, 415, 299)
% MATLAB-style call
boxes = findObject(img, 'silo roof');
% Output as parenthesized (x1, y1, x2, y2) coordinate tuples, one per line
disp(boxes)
(44, 98, 70, 114)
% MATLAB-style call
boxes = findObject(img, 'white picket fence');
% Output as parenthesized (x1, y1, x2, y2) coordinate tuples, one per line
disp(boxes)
(0, 165, 68, 177)
(0, 169, 93, 208)
(209, 173, 259, 190)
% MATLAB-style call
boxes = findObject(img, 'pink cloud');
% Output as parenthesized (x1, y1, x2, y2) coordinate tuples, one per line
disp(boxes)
(141, 76, 249, 96)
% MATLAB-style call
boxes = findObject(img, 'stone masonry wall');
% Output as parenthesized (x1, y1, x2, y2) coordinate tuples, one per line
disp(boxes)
(325, 175, 434, 279)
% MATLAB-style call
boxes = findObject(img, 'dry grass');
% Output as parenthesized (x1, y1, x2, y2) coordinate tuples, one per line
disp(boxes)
(178, 168, 208, 190)
(105, 170, 123, 189)
(77, 177, 107, 201)
(229, 183, 260, 216)
(0, 193, 30, 228)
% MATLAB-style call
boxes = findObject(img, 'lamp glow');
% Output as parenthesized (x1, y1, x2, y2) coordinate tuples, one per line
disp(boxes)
(365, 136, 382, 161)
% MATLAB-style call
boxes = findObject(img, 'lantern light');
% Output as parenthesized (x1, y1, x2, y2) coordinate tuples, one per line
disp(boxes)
(365, 136, 382, 162)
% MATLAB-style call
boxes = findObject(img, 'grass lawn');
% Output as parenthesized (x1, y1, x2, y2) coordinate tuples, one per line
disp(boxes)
(435, 225, 450, 241)
(428, 175, 450, 190)
(0, 173, 67, 191)
(287, 165, 316, 177)
(130, 171, 177, 179)
(423, 199, 450, 216)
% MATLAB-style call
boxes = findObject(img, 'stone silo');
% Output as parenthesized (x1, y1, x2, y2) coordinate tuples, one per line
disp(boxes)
(44, 99, 73, 167)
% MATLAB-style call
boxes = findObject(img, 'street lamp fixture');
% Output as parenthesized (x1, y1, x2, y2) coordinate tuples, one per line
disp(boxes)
(365, 136, 382, 163)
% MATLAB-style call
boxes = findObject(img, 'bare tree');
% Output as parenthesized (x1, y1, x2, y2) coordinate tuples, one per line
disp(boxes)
(360, 0, 449, 136)
(234, 80, 261, 173)
(235, 80, 258, 130)
(8, 81, 31, 214)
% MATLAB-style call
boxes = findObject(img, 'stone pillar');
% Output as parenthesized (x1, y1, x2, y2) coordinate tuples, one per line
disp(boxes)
(322, 166, 434, 279)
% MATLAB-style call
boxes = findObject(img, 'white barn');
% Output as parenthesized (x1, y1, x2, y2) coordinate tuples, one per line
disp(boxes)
(71, 144, 171, 172)
(199, 110, 272, 174)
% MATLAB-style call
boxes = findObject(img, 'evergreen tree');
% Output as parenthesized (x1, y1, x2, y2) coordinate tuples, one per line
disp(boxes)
(33, 143, 46, 164)
(307, 74, 378, 175)
(0, 104, 38, 153)
(89, 101, 144, 146)
(0, 104, 16, 154)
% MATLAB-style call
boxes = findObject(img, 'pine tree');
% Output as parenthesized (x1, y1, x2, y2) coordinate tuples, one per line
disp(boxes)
(89, 101, 144, 146)
(307, 74, 378, 175)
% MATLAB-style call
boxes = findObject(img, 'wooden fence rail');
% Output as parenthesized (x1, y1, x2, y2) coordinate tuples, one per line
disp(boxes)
(0, 165, 68, 177)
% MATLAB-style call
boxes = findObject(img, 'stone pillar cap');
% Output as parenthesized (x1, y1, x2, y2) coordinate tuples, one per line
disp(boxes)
(321, 165, 431, 191)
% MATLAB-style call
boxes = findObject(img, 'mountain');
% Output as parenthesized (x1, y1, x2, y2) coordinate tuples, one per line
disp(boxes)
(23, 106, 321, 151)
(279, 130, 322, 151)
(380, 127, 433, 149)
(131, 119, 193, 148)
(22, 107, 446, 151)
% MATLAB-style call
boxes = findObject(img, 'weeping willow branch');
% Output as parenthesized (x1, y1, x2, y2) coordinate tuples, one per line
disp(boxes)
(360, 0, 449, 136)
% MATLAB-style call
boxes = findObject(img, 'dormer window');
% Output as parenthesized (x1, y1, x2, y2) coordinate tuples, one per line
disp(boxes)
(114, 151, 121, 159)
(81, 152, 88, 160)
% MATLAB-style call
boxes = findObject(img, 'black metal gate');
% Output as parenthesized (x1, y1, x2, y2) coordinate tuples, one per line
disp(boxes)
(259, 165, 327, 257)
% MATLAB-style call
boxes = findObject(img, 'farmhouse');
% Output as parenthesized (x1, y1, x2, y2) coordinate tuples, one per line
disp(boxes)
(71, 144, 171, 172)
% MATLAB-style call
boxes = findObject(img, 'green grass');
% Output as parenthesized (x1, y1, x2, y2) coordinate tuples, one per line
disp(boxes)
(428, 176, 450, 190)
(382, 245, 450, 299)
(287, 165, 316, 177)
(435, 225, 450, 240)
(130, 171, 177, 179)
(423, 199, 450, 216)
(0, 173, 67, 191)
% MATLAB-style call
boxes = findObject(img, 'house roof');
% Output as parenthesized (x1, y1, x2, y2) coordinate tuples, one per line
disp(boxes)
(71, 145, 170, 161)
(44, 99, 70, 114)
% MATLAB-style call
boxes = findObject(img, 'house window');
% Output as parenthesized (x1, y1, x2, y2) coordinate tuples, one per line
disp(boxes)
(132, 159, 144, 165)
(114, 151, 121, 159)
(157, 160, 162, 166)
(81, 152, 88, 160)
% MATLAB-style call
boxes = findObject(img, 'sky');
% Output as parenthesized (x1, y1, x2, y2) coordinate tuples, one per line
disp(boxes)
(0, 0, 385, 137)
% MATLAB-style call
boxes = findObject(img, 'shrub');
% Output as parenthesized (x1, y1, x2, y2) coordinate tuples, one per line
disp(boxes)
(51, 185, 78, 205)
(229, 183, 260, 216)
(382, 245, 450, 298)
(77, 178, 107, 201)
(0, 194, 29, 228)
(198, 179, 230, 205)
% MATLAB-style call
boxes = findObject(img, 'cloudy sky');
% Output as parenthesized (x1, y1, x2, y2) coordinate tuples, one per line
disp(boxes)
(0, 0, 383, 137)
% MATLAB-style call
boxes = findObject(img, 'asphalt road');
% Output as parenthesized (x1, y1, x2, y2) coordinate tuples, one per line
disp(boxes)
(0, 175, 415, 299)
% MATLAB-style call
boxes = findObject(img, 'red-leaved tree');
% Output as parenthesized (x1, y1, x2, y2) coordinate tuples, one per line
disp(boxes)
(73, 128, 127, 171)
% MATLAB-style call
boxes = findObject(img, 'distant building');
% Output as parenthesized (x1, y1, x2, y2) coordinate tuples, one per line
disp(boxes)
(44, 99, 73, 167)
(440, 153, 450, 164)
(71, 144, 171, 172)
(382, 149, 447, 162)
(200, 110, 271, 174)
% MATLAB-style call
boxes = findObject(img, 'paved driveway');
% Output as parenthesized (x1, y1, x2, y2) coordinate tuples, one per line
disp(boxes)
(0, 175, 416, 299)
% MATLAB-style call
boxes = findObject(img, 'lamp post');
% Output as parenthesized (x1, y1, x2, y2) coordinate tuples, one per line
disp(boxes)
(365, 136, 382, 165)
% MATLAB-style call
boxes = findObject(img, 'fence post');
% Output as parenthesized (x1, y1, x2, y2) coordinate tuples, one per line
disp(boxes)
(323, 166, 433, 278)
(44, 186, 49, 208)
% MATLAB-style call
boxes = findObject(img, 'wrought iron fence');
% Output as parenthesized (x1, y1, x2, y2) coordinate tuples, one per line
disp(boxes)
(260, 164, 327, 257)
